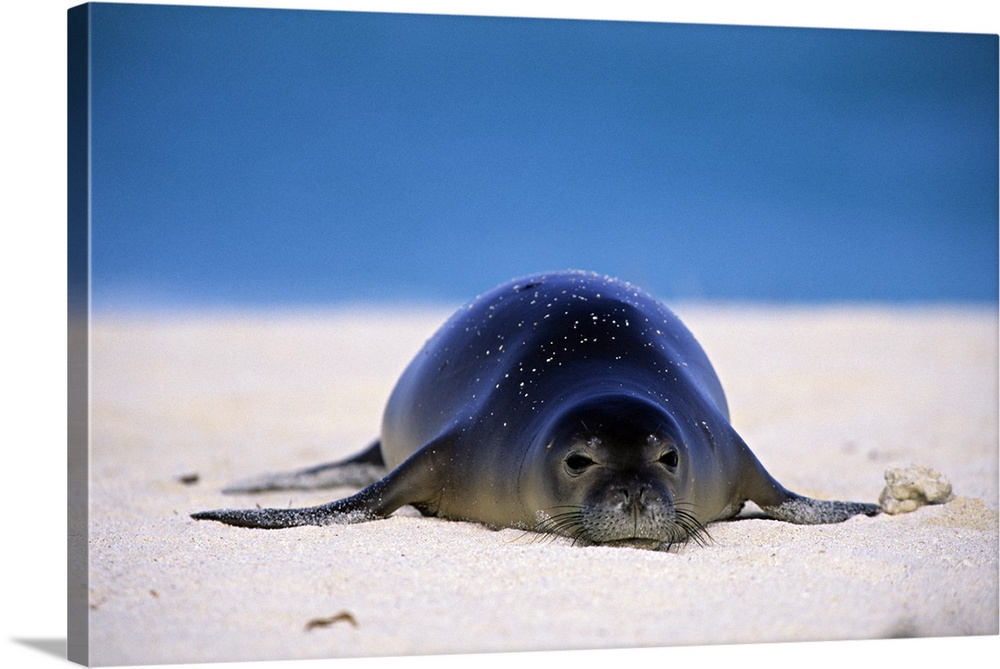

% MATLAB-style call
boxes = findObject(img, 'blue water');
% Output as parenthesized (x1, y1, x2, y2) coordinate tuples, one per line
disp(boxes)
(83, 4, 998, 309)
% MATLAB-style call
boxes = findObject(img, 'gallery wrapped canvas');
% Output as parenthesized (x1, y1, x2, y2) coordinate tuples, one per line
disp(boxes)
(67, 2, 998, 667)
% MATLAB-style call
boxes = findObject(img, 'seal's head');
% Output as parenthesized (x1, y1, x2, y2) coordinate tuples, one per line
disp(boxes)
(524, 394, 708, 549)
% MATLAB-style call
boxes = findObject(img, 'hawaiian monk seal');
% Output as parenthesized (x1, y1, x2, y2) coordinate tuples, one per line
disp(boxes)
(193, 270, 879, 549)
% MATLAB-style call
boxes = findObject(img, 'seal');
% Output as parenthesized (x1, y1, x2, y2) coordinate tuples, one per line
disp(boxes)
(193, 270, 880, 549)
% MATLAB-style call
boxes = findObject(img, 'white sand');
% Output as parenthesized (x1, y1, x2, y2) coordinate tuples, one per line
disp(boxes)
(83, 305, 998, 666)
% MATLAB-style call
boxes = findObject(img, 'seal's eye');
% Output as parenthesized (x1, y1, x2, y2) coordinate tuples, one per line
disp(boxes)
(659, 450, 679, 469)
(565, 453, 596, 473)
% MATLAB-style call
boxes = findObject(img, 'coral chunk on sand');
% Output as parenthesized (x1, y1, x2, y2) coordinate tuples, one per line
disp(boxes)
(879, 465, 954, 514)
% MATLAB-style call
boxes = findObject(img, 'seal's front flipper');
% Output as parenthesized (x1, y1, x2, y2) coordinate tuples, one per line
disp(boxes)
(734, 436, 880, 524)
(222, 440, 386, 494)
(192, 482, 389, 528)
(757, 494, 881, 524)
(193, 439, 442, 529)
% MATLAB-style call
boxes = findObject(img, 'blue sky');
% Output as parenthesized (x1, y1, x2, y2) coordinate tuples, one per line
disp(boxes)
(85, 3, 998, 308)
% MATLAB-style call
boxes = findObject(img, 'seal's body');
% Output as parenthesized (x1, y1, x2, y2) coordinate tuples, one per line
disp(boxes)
(194, 271, 879, 549)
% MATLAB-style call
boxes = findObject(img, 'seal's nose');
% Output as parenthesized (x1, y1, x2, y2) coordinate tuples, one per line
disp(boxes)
(615, 482, 651, 512)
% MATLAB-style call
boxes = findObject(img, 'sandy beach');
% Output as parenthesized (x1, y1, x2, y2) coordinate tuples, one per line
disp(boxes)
(80, 304, 998, 666)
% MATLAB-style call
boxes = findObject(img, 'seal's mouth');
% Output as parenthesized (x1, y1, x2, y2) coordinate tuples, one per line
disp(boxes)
(598, 537, 665, 550)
